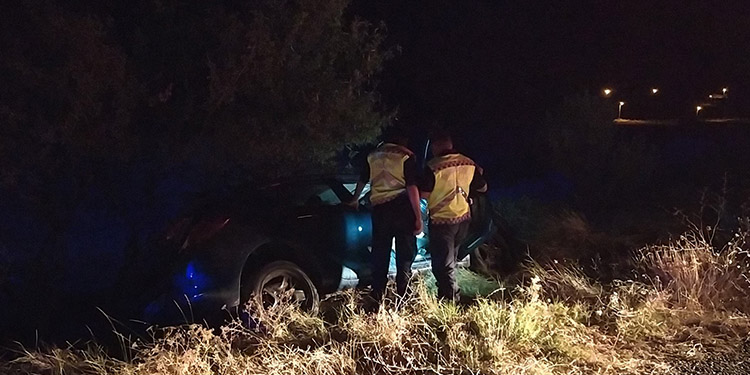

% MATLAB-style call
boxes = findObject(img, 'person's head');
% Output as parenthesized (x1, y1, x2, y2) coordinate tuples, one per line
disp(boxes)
(382, 126, 409, 147)
(429, 130, 454, 156)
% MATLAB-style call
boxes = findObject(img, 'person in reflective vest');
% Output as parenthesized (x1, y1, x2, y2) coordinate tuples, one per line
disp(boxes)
(348, 128, 423, 304)
(420, 131, 487, 302)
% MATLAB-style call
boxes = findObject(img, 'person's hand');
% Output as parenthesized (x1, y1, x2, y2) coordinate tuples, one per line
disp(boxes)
(414, 218, 423, 236)
(344, 199, 360, 210)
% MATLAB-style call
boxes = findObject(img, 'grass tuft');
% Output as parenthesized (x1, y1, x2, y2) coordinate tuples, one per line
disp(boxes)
(5, 223, 750, 374)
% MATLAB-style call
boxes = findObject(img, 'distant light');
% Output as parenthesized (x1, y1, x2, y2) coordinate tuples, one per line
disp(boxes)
(357, 226, 363, 232)
(709, 95, 714, 99)
(603, 88, 612, 97)
(723, 87, 728, 95)
(619, 101, 625, 106)
(696, 106, 703, 115)
(651, 88, 659, 94)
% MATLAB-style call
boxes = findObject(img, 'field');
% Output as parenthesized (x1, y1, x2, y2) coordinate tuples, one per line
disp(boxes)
(5, 216, 750, 375)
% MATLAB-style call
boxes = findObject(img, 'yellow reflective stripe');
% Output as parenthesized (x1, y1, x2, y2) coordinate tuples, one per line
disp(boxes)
(431, 189, 458, 213)
(371, 170, 403, 188)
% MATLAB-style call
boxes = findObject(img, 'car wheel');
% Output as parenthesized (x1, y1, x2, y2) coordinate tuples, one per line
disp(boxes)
(245, 260, 320, 314)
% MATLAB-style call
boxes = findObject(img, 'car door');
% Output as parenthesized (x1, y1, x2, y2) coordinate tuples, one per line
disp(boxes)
(336, 180, 375, 282)
(339, 180, 433, 276)
(457, 191, 494, 260)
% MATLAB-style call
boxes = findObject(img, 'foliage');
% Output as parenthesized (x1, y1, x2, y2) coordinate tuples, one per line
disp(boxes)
(638, 219, 750, 312)
(205, 0, 392, 175)
(0, 0, 392, 317)
(0, 2, 136, 185)
(0, 0, 391, 186)
(11, 228, 750, 375)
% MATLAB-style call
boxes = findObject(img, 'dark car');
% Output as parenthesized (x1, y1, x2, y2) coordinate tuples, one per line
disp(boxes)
(142, 174, 494, 324)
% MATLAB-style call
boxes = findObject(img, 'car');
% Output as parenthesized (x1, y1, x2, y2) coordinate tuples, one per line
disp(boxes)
(141, 174, 494, 324)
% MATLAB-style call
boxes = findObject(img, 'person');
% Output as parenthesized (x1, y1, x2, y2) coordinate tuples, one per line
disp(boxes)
(348, 128, 423, 303)
(420, 131, 487, 302)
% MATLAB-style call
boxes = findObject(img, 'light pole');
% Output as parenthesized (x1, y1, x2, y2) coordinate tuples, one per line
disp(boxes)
(696, 106, 702, 116)
(603, 88, 612, 97)
(618, 101, 625, 119)
(722, 87, 728, 96)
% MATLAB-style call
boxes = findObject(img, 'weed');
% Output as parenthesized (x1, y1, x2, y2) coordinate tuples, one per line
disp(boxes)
(5, 224, 750, 375)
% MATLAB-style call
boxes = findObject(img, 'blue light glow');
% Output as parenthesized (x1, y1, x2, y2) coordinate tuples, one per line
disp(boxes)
(180, 262, 211, 300)
(344, 214, 372, 246)
(186, 263, 196, 279)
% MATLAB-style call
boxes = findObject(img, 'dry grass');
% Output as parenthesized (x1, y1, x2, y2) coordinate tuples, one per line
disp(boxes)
(638, 222, 750, 312)
(5, 222, 750, 375)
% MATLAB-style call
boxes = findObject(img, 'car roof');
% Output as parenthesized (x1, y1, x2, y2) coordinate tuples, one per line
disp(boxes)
(260, 173, 359, 189)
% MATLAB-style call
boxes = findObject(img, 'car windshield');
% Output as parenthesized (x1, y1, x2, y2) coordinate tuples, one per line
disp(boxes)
(259, 178, 362, 208)
(270, 182, 342, 207)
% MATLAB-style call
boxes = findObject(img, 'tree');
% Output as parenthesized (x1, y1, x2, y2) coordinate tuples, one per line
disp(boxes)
(0, 2, 136, 188)
(0, 0, 393, 331)
(204, 0, 392, 176)
(0, 0, 392, 185)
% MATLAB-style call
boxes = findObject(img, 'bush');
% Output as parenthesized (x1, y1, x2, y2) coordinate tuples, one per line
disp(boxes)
(637, 221, 750, 313)
(7, 218, 750, 374)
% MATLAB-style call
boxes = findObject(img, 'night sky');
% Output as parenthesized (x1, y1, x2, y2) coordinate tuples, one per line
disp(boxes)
(346, 1, 750, 182)
(353, 1, 750, 126)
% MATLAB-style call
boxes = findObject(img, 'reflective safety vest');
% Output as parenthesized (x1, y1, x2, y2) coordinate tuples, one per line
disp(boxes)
(368, 143, 413, 206)
(426, 153, 476, 224)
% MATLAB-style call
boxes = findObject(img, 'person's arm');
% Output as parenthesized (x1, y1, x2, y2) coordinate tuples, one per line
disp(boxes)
(418, 166, 433, 228)
(407, 185, 423, 235)
(346, 161, 370, 209)
(419, 166, 435, 200)
(347, 181, 367, 208)
(404, 157, 423, 235)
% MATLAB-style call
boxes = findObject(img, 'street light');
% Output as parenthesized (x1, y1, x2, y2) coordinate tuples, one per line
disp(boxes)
(651, 88, 659, 95)
(618, 101, 625, 119)
(722, 87, 728, 95)
(696, 106, 702, 116)
(603, 88, 612, 97)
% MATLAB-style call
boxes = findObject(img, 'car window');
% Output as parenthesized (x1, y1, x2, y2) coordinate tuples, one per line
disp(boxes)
(343, 183, 371, 200)
(343, 182, 372, 208)
(315, 186, 341, 205)
(288, 183, 342, 207)
(267, 181, 349, 208)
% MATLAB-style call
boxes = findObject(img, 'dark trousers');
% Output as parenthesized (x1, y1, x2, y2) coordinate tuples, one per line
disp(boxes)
(429, 221, 469, 302)
(370, 196, 417, 301)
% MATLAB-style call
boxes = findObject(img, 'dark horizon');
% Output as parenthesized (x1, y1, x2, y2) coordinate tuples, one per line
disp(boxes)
(353, 0, 750, 126)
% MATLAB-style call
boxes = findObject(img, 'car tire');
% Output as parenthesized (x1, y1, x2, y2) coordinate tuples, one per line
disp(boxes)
(243, 260, 320, 314)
